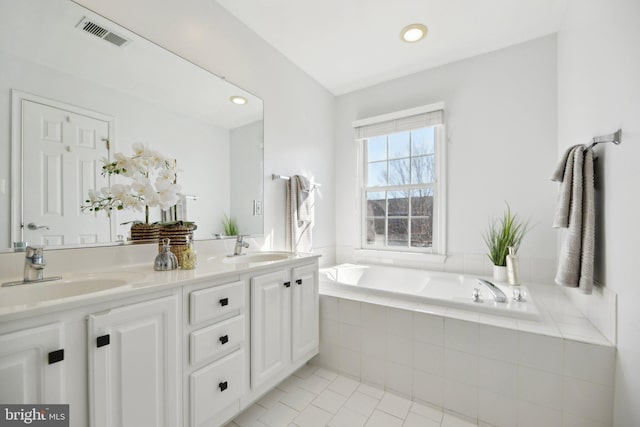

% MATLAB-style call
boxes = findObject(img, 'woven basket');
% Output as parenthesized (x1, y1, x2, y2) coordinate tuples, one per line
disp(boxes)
(130, 223, 160, 243)
(158, 224, 195, 267)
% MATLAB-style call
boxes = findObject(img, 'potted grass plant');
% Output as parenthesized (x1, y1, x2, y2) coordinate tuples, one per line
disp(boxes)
(222, 214, 239, 236)
(483, 204, 529, 282)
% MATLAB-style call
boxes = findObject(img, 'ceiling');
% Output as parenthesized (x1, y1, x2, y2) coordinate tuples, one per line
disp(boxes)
(1, 0, 262, 130)
(216, 0, 568, 95)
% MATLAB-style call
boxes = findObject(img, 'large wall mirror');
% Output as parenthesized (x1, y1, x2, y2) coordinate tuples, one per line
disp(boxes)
(0, 0, 264, 251)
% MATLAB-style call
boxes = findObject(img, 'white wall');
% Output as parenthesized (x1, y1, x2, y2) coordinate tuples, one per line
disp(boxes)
(558, 0, 640, 425)
(335, 36, 558, 277)
(230, 120, 264, 235)
(0, 50, 228, 245)
(74, 0, 336, 260)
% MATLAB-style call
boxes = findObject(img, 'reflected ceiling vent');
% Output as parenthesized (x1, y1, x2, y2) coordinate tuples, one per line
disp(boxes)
(76, 17, 130, 47)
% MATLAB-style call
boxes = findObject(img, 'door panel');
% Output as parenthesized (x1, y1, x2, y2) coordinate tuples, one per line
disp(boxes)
(0, 323, 65, 404)
(291, 265, 319, 362)
(88, 295, 179, 427)
(250, 269, 290, 389)
(22, 99, 111, 245)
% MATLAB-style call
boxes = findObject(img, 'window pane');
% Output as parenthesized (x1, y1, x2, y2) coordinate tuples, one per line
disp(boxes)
(366, 218, 385, 245)
(368, 161, 387, 186)
(388, 158, 410, 185)
(411, 188, 433, 216)
(412, 127, 435, 155)
(411, 155, 435, 184)
(389, 131, 410, 159)
(367, 136, 387, 162)
(366, 191, 386, 217)
(388, 191, 409, 216)
(388, 218, 408, 247)
(411, 218, 433, 248)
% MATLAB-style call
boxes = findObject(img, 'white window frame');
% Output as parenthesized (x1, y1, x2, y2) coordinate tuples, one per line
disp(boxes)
(353, 103, 447, 260)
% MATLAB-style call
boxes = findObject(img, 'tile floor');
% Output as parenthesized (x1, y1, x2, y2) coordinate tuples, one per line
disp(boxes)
(227, 365, 480, 427)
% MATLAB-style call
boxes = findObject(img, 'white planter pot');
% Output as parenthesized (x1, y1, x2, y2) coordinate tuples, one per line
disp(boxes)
(493, 265, 508, 282)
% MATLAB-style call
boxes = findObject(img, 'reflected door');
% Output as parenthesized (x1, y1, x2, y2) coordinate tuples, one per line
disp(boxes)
(22, 100, 111, 246)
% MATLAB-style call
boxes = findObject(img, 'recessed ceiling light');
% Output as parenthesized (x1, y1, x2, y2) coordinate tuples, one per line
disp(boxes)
(230, 96, 248, 105)
(400, 23, 428, 43)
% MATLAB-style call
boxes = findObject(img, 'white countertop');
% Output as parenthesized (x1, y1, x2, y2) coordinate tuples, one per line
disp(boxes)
(0, 252, 319, 321)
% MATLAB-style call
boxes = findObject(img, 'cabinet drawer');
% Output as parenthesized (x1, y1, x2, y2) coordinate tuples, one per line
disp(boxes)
(190, 315, 245, 365)
(190, 350, 244, 427)
(190, 280, 244, 325)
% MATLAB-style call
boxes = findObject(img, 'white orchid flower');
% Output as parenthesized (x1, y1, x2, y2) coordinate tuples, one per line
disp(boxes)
(83, 143, 183, 221)
(132, 142, 147, 157)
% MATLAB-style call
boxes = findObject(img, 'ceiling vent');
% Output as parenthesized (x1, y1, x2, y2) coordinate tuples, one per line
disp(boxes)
(76, 17, 130, 47)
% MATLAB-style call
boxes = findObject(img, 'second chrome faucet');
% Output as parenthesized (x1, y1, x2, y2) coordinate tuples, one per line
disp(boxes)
(232, 235, 250, 256)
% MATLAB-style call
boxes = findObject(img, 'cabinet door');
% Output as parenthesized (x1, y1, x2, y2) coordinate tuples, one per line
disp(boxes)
(291, 264, 319, 362)
(0, 323, 65, 404)
(88, 295, 179, 427)
(250, 269, 290, 389)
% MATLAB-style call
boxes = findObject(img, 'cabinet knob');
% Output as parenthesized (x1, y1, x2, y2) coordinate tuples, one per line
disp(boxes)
(219, 298, 229, 306)
(48, 349, 64, 364)
(296, 279, 303, 285)
(219, 334, 229, 345)
(219, 381, 228, 392)
(97, 334, 110, 348)
(284, 281, 291, 288)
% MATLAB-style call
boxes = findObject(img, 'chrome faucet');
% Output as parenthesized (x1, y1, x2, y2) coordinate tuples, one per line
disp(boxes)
(233, 235, 250, 256)
(476, 279, 507, 303)
(24, 246, 47, 282)
(1, 246, 62, 287)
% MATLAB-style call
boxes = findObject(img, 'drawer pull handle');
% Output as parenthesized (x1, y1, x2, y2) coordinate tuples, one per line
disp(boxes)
(219, 335, 229, 345)
(219, 298, 229, 306)
(296, 279, 303, 285)
(97, 334, 110, 348)
(219, 381, 228, 392)
(48, 349, 64, 364)
(284, 281, 291, 288)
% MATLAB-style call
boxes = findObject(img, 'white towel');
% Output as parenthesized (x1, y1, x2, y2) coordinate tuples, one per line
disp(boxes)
(551, 145, 595, 294)
(286, 175, 314, 253)
(295, 175, 312, 222)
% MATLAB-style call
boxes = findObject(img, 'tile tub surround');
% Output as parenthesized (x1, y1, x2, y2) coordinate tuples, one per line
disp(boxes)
(228, 366, 479, 427)
(312, 288, 616, 427)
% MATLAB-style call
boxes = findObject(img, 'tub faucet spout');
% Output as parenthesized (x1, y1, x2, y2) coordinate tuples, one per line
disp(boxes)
(476, 279, 507, 303)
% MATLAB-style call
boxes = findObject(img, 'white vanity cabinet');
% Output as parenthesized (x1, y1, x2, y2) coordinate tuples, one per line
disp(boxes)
(0, 322, 66, 404)
(0, 254, 320, 427)
(87, 294, 180, 427)
(250, 262, 319, 391)
(185, 278, 248, 427)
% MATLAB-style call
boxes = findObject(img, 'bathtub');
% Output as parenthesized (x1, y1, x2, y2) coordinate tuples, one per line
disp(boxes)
(319, 263, 541, 320)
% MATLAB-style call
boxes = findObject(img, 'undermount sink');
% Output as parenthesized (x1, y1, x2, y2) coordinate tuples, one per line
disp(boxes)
(222, 252, 292, 264)
(0, 272, 145, 308)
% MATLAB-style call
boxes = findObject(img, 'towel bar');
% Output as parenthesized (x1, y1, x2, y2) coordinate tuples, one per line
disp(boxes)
(584, 129, 622, 151)
(272, 174, 322, 187)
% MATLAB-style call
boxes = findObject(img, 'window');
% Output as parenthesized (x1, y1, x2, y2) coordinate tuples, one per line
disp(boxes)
(354, 104, 445, 254)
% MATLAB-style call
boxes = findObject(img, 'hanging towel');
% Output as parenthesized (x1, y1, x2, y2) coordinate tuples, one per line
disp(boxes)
(551, 145, 595, 294)
(286, 175, 314, 253)
(295, 175, 312, 222)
